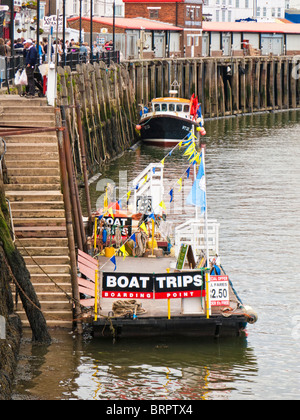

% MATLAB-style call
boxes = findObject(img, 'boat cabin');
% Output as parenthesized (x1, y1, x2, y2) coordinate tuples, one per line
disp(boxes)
(151, 98, 190, 113)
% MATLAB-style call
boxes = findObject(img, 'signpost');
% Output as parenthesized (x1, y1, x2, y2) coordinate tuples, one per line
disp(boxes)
(209, 276, 229, 307)
(102, 271, 206, 301)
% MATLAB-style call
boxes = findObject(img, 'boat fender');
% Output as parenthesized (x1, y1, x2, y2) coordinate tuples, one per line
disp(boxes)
(136, 124, 142, 130)
(243, 305, 258, 324)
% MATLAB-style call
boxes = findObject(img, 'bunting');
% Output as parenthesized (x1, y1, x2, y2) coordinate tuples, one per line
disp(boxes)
(177, 178, 182, 192)
(139, 222, 148, 234)
(110, 255, 117, 271)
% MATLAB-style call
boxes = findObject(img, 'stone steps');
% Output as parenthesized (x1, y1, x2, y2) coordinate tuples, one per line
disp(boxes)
(1, 96, 74, 330)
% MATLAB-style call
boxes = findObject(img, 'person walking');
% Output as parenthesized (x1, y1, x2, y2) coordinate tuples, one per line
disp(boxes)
(24, 39, 37, 97)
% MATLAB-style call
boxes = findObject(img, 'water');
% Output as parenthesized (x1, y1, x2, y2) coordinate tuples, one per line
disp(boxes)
(13, 111, 300, 400)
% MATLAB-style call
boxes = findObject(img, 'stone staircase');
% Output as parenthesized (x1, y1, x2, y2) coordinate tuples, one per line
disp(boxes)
(1, 96, 74, 329)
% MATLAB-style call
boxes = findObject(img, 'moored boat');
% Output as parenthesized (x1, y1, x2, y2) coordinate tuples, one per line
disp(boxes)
(137, 94, 206, 147)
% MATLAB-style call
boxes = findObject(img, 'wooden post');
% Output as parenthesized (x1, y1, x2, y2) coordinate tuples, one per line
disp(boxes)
(60, 106, 83, 251)
(276, 58, 282, 109)
(55, 108, 83, 335)
(75, 101, 92, 224)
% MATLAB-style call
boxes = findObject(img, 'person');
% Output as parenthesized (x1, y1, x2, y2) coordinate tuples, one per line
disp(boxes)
(5, 39, 11, 56)
(0, 38, 6, 56)
(104, 40, 113, 51)
(24, 39, 37, 97)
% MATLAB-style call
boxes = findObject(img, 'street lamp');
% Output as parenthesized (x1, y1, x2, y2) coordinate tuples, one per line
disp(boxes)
(79, 0, 82, 46)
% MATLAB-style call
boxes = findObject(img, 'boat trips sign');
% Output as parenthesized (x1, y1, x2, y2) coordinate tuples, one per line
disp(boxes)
(102, 272, 207, 299)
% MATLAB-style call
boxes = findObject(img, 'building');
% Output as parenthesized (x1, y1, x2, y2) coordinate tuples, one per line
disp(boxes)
(202, 21, 300, 56)
(123, 0, 203, 57)
(203, 0, 286, 23)
(68, 16, 183, 59)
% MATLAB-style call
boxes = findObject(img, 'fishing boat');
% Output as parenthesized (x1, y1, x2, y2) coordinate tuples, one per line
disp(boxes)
(79, 134, 257, 340)
(137, 93, 206, 147)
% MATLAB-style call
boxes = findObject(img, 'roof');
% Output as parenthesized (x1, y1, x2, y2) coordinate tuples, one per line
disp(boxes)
(153, 97, 190, 103)
(67, 17, 182, 31)
(202, 21, 300, 35)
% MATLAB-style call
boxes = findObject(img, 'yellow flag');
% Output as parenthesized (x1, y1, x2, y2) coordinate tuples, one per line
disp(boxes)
(108, 207, 114, 219)
(142, 175, 148, 185)
(178, 141, 183, 149)
(139, 222, 148, 234)
(127, 191, 131, 201)
(159, 201, 167, 211)
(161, 158, 165, 166)
(177, 178, 182, 192)
(183, 144, 195, 156)
(119, 245, 128, 260)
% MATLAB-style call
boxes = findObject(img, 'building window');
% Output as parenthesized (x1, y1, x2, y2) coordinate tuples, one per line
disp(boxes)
(149, 9, 159, 19)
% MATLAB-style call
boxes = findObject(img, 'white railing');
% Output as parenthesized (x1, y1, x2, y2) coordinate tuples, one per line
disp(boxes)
(131, 163, 164, 215)
(174, 218, 220, 259)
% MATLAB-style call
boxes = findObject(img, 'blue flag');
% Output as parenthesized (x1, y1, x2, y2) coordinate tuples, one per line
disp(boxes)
(110, 255, 117, 271)
(186, 154, 206, 213)
(169, 189, 174, 203)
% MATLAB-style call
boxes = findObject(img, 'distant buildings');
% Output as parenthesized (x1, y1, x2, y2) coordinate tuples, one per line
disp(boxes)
(203, 0, 286, 23)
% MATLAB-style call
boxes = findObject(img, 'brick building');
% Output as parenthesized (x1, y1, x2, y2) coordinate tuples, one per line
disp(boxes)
(123, 0, 203, 57)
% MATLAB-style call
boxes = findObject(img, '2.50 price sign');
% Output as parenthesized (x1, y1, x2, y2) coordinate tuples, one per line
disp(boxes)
(210, 276, 229, 307)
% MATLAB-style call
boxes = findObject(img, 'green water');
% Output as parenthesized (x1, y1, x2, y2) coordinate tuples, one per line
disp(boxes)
(13, 110, 300, 400)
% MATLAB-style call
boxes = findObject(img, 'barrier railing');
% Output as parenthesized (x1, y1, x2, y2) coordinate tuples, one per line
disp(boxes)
(1, 50, 120, 91)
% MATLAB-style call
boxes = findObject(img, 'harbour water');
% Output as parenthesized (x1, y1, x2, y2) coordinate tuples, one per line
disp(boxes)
(13, 110, 300, 400)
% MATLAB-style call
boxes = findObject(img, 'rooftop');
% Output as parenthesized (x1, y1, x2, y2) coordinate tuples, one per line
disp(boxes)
(68, 16, 182, 31)
(202, 21, 300, 34)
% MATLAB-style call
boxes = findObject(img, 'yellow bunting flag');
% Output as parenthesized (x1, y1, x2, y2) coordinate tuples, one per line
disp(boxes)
(178, 141, 183, 149)
(108, 207, 114, 219)
(119, 245, 128, 260)
(159, 201, 167, 211)
(142, 175, 148, 185)
(127, 191, 131, 201)
(161, 158, 165, 166)
(177, 178, 182, 192)
(139, 222, 148, 234)
(184, 144, 195, 157)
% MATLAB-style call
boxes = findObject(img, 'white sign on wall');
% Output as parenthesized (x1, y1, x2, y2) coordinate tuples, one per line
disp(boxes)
(43, 15, 63, 32)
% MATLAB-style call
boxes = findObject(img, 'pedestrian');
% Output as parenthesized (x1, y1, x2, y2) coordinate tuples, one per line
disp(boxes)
(23, 39, 37, 97)
(0, 38, 6, 56)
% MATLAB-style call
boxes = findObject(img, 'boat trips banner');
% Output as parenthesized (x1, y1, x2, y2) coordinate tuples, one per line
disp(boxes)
(102, 272, 207, 300)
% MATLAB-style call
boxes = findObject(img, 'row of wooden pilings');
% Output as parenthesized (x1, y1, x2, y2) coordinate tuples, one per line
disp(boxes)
(57, 61, 139, 176)
(57, 56, 300, 178)
(125, 56, 300, 118)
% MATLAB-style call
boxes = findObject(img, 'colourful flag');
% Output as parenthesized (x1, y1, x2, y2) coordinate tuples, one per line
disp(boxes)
(177, 178, 182, 192)
(186, 153, 206, 213)
(139, 222, 148, 234)
(161, 158, 165, 166)
(169, 189, 174, 203)
(110, 255, 117, 271)
(159, 201, 167, 211)
(119, 245, 128, 260)
(108, 207, 114, 219)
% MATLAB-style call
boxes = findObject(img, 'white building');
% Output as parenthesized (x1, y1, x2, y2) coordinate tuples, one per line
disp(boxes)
(203, 0, 286, 22)
(286, 0, 300, 10)
(56, 0, 124, 18)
